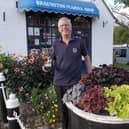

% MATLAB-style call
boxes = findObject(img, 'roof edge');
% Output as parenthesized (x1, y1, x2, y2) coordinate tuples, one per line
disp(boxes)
(102, 0, 117, 21)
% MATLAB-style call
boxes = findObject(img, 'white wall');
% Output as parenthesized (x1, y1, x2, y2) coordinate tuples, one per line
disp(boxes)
(91, 0, 114, 66)
(0, 0, 27, 56)
(0, 0, 114, 66)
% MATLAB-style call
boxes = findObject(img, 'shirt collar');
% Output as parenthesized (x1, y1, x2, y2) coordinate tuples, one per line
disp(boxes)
(59, 37, 75, 44)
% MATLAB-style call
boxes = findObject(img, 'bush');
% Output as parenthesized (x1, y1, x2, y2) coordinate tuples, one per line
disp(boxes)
(0, 51, 59, 127)
(29, 86, 58, 127)
(0, 52, 53, 91)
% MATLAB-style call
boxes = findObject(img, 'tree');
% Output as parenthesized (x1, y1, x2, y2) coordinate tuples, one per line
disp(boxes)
(107, 0, 129, 28)
(114, 0, 129, 7)
(114, 26, 129, 44)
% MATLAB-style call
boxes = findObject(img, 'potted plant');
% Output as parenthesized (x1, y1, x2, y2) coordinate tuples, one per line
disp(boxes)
(63, 64, 129, 129)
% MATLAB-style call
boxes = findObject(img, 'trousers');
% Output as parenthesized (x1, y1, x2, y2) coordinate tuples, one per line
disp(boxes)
(54, 85, 72, 129)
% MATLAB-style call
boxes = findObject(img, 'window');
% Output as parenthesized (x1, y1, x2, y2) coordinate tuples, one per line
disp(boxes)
(119, 49, 127, 57)
(26, 12, 91, 55)
(114, 48, 127, 58)
(26, 12, 59, 54)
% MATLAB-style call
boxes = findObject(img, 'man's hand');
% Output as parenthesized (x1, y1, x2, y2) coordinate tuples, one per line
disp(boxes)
(85, 55, 92, 74)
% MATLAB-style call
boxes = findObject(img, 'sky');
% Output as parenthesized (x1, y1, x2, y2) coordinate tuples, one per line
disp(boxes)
(106, 0, 129, 14)
(106, 0, 114, 6)
(105, 0, 129, 25)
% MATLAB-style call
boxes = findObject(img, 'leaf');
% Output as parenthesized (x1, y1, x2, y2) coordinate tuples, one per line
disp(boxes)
(104, 84, 129, 119)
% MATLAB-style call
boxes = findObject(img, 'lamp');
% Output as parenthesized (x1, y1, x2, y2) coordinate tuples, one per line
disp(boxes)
(102, 20, 108, 28)
(3, 12, 6, 22)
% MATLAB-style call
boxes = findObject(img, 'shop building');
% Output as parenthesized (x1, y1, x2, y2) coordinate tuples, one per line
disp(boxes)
(0, 0, 115, 66)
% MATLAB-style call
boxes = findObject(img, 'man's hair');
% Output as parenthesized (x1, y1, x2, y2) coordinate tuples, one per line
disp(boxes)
(58, 17, 71, 28)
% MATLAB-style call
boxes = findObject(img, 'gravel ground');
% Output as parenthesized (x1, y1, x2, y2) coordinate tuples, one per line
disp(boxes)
(0, 102, 61, 129)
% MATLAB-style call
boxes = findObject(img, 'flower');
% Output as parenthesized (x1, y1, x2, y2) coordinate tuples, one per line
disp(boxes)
(0, 63, 3, 68)
(28, 58, 34, 64)
(0, 52, 58, 127)
(14, 67, 21, 73)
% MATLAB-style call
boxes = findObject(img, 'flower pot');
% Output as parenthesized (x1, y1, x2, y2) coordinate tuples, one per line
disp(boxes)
(65, 102, 129, 129)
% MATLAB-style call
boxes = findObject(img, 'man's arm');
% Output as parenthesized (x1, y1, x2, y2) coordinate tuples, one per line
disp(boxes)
(85, 55, 92, 74)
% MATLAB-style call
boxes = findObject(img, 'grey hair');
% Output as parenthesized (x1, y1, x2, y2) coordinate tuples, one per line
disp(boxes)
(58, 17, 71, 28)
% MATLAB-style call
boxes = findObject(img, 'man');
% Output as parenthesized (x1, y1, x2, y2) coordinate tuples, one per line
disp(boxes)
(44, 17, 92, 129)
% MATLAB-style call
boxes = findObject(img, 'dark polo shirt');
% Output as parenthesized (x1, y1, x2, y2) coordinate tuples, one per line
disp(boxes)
(52, 38, 88, 86)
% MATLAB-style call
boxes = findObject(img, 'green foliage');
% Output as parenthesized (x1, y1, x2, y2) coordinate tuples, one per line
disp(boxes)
(114, 0, 129, 7)
(104, 84, 129, 119)
(30, 88, 42, 109)
(0, 52, 59, 127)
(42, 86, 59, 127)
(0, 45, 2, 53)
(0, 53, 53, 93)
(29, 86, 59, 127)
(114, 26, 129, 44)
(0, 53, 11, 71)
(113, 62, 129, 71)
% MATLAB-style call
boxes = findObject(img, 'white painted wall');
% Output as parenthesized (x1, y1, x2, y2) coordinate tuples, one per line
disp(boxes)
(91, 0, 114, 66)
(0, 0, 27, 56)
(0, 0, 114, 66)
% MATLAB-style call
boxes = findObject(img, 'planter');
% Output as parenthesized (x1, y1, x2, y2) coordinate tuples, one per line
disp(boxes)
(62, 65, 129, 129)
(65, 102, 129, 129)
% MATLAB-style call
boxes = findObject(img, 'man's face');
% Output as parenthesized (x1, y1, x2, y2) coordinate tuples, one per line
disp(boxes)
(58, 19, 72, 36)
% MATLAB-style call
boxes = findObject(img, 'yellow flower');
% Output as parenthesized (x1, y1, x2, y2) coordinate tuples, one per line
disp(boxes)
(54, 104, 58, 108)
(41, 105, 44, 109)
(52, 115, 55, 118)
(32, 108, 35, 112)
(46, 96, 48, 100)
(52, 119, 56, 123)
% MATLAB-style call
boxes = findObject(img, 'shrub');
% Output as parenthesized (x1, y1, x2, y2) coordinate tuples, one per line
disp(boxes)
(29, 86, 59, 127)
(0, 51, 59, 127)
(0, 52, 53, 93)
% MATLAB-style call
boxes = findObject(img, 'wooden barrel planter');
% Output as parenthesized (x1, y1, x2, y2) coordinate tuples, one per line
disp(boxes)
(65, 102, 129, 129)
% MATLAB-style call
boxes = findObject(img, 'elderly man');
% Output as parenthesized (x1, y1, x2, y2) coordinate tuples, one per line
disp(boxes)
(51, 17, 92, 129)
